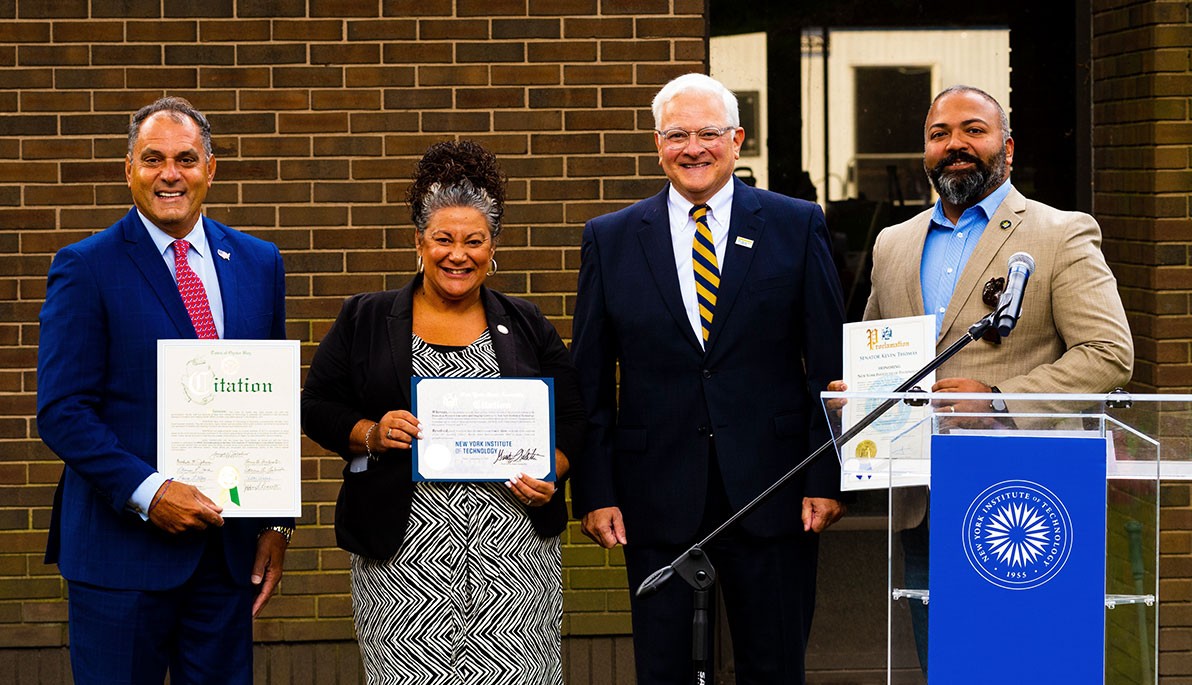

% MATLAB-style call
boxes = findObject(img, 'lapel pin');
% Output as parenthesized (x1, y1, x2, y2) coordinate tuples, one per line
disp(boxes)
(496, 324, 510, 335)
(734, 236, 754, 249)
(218, 249, 231, 260)
(999, 220, 1011, 229)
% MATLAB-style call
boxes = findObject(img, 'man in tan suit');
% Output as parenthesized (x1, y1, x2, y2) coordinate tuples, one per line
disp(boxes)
(833, 85, 1133, 670)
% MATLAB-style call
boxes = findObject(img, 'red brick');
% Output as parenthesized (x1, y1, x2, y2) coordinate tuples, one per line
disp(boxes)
(19, 91, 89, 113)
(18, 44, 89, 66)
(0, 21, 50, 42)
(533, 0, 598, 15)
(493, 64, 560, 85)
(126, 20, 198, 42)
(346, 66, 416, 87)
(311, 43, 381, 65)
(311, 0, 379, 16)
(347, 19, 417, 41)
(237, 43, 306, 65)
(418, 65, 489, 87)
(273, 19, 344, 41)
(419, 19, 488, 41)
(457, 87, 526, 109)
(274, 67, 345, 89)
(457, 41, 525, 63)
(52, 21, 123, 42)
(458, 0, 526, 15)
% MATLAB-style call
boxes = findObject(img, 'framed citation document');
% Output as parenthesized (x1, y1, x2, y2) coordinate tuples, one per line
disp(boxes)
(156, 339, 301, 517)
(840, 315, 935, 490)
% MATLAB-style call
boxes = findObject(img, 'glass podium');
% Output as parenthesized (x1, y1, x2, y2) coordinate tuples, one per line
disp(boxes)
(820, 391, 1185, 685)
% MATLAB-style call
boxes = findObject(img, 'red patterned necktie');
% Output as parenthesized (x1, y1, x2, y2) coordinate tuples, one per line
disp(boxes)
(173, 239, 219, 339)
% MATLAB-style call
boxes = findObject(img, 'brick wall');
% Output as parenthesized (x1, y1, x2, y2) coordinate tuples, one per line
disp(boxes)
(1091, 0, 1192, 681)
(0, 0, 707, 678)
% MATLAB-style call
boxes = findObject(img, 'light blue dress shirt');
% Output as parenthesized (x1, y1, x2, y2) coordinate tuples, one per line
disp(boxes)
(920, 179, 1013, 337)
(128, 212, 226, 517)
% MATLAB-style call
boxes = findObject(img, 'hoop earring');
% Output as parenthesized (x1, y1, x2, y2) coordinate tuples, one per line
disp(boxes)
(416, 254, 424, 273)
(487, 258, 498, 277)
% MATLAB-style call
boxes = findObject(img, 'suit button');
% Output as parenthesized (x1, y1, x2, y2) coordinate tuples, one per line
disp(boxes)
(697, 425, 710, 436)
(702, 369, 712, 379)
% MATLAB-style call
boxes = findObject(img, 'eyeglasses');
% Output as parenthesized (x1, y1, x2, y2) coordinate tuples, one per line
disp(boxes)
(655, 126, 736, 149)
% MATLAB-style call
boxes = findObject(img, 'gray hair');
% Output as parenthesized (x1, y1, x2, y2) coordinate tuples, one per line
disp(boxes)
(414, 179, 502, 239)
(928, 85, 1011, 143)
(651, 73, 740, 130)
(128, 96, 213, 157)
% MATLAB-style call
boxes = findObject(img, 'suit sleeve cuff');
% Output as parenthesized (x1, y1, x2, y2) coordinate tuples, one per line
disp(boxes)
(127, 472, 168, 521)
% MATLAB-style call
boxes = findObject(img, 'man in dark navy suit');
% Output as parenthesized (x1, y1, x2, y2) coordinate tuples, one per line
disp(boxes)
(570, 73, 846, 684)
(37, 97, 292, 684)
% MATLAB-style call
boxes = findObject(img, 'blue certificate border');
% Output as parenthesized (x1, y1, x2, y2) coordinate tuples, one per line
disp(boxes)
(410, 376, 557, 482)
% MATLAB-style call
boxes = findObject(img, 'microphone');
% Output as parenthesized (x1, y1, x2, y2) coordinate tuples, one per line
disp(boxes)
(995, 252, 1036, 337)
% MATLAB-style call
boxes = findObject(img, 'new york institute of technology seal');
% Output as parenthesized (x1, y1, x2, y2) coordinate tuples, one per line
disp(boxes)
(962, 480, 1072, 590)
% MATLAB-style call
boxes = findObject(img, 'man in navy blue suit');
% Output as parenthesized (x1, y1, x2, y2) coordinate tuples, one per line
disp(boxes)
(570, 73, 846, 684)
(37, 97, 292, 684)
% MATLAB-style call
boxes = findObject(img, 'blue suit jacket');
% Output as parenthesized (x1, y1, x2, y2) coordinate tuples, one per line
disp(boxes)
(570, 178, 845, 546)
(37, 208, 289, 591)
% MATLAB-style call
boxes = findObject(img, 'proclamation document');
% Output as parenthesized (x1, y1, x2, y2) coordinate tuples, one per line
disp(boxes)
(157, 340, 301, 517)
(412, 377, 555, 482)
(840, 315, 936, 491)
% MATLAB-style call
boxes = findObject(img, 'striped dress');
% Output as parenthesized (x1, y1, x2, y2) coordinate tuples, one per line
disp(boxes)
(351, 330, 564, 685)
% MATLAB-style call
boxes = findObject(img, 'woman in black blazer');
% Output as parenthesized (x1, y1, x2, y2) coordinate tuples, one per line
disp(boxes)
(301, 141, 584, 685)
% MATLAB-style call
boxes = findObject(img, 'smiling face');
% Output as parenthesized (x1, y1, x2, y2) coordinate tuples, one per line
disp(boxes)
(125, 111, 216, 239)
(417, 206, 495, 305)
(655, 90, 744, 206)
(923, 90, 1013, 212)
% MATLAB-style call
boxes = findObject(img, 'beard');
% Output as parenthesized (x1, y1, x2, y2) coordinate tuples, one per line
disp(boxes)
(926, 146, 1009, 207)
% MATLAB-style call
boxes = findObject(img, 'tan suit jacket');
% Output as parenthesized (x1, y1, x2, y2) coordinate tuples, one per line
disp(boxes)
(864, 186, 1133, 530)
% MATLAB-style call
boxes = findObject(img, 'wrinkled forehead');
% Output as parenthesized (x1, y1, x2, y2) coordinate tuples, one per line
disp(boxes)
(925, 91, 1001, 133)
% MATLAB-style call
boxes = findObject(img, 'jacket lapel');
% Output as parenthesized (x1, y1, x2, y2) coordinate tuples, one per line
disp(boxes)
(386, 278, 417, 408)
(938, 188, 1023, 340)
(483, 288, 519, 375)
(636, 187, 703, 354)
(707, 177, 760, 352)
(897, 213, 932, 321)
(205, 218, 239, 338)
(120, 208, 195, 338)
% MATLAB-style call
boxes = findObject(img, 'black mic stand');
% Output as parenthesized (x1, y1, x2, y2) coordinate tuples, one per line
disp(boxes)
(636, 308, 1006, 684)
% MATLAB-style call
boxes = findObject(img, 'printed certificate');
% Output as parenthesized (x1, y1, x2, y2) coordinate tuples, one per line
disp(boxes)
(840, 315, 936, 491)
(156, 340, 301, 517)
(412, 377, 555, 482)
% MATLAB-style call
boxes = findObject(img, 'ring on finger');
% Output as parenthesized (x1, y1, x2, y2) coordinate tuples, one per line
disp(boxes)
(385, 427, 393, 440)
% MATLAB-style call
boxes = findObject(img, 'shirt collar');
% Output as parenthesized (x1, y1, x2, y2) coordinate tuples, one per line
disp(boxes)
(930, 178, 1014, 229)
(137, 210, 208, 258)
(667, 178, 735, 227)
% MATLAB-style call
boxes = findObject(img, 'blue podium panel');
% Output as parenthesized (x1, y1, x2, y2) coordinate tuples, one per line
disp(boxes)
(929, 433, 1107, 683)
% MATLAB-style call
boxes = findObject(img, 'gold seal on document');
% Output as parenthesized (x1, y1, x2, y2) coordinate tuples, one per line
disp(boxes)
(855, 440, 877, 459)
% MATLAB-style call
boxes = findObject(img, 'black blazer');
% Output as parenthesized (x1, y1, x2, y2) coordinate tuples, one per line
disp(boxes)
(570, 178, 845, 546)
(302, 275, 585, 558)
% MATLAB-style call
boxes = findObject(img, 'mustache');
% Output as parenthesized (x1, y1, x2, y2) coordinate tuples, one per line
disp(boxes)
(931, 150, 984, 175)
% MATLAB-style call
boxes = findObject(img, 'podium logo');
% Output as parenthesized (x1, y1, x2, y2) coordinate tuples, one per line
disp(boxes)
(962, 480, 1073, 590)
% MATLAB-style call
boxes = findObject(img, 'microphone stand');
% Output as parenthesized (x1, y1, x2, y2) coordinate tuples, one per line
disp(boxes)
(636, 308, 1005, 684)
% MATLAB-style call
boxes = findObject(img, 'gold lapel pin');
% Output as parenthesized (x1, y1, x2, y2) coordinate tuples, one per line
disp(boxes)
(999, 220, 1011, 229)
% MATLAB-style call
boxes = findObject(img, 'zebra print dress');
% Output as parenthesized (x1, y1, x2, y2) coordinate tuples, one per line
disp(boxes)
(351, 330, 564, 685)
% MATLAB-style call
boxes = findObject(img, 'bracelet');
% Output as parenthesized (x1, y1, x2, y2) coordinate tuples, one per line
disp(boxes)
(365, 422, 378, 462)
(260, 525, 294, 544)
(148, 478, 174, 516)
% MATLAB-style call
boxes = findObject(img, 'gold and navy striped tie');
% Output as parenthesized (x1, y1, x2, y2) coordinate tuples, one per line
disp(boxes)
(691, 204, 719, 342)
